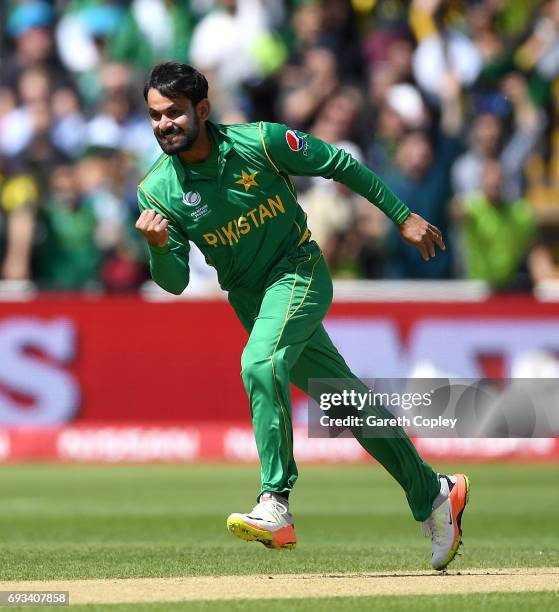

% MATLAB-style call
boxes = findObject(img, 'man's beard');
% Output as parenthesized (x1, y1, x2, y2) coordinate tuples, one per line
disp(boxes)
(155, 113, 200, 154)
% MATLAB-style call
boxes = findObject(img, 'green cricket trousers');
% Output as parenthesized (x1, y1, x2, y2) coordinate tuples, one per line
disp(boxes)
(228, 240, 440, 522)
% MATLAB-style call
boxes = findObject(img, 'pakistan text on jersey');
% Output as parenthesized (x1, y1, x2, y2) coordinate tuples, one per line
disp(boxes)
(203, 194, 286, 247)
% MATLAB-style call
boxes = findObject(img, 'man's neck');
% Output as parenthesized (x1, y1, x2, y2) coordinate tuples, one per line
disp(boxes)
(488, 197, 503, 208)
(179, 124, 212, 163)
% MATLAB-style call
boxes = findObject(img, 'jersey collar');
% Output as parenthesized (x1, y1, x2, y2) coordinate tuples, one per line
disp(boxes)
(170, 121, 235, 185)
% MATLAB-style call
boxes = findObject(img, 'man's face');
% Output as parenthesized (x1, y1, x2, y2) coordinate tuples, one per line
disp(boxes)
(147, 88, 201, 155)
(474, 114, 501, 156)
(398, 133, 432, 180)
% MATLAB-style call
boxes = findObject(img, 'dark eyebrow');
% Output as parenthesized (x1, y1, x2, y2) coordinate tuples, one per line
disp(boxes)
(148, 103, 180, 113)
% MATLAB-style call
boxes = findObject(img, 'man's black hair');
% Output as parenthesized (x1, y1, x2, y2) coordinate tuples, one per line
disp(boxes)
(143, 62, 208, 105)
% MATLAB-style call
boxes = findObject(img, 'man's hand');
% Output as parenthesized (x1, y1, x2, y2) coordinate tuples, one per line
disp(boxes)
(136, 209, 169, 248)
(398, 212, 445, 261)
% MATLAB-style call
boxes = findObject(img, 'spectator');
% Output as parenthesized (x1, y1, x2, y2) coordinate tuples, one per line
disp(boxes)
(0, 161, 39, 281)
(298, 140, 363, 255)
(381, 72, 463, 279)
(0, 1, 557, 292)
(278, 46, 339, 129)
(109, 0, 194, 72)
(1, 67, 53, 158)
(51, 86, 87, 159)
(74, 149, 129, 255)
(2, 1, 68, 92)
(515, 0, 559, 81)
(55, 1, 126, 77)
(1, 68, 71, 202)
(310, 86, 364, 145)
(298, 96, 386, 279)
(367, 82, 428, 177)
(55, 0, 130, 107)
(189, 0, 272, 90)
(452, 73, 544, 201)
(36, 164, 101, 290)
(411, 0, 483, 102)
(86, 63, 156, 164)
(453, 159, 536, 290)
(528, 239, 559, 285)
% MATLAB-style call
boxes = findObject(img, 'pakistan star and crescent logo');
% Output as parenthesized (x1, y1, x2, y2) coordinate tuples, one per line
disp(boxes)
(235, 170, 258, 192)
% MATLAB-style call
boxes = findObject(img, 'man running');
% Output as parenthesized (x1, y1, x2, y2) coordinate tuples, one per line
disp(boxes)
(135, 62, 470, 571)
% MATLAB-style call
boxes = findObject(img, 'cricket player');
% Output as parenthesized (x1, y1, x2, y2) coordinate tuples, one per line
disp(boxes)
(136, 62, 470, 571)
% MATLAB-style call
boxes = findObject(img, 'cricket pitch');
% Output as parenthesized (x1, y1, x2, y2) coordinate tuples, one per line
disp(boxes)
(0, 567, 557, 605)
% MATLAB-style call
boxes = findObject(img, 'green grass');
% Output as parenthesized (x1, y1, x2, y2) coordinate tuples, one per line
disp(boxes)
(0, 463, 557, 581)
(12, 592, 559, 612)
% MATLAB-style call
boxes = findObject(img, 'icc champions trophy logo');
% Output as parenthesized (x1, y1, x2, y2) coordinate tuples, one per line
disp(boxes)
(182, 191, 202, 207)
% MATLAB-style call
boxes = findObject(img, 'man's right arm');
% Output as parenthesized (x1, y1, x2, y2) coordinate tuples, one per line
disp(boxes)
(136, 187, 190, 295)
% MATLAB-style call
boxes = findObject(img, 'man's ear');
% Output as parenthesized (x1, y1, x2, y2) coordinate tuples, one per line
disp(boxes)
(196, 98, 211, 121)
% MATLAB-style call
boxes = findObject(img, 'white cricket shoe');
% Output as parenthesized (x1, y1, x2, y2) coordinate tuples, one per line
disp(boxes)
(227, 492, 297, 550)
(422, 474, 471, 571)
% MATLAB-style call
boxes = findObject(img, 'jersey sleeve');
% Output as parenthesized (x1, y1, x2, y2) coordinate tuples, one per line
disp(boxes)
(137, 185, 190, 295)
(260, 122, 410, 225)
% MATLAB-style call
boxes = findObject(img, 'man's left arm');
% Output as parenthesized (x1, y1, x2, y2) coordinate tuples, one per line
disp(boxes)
(260, 122, 445, 261)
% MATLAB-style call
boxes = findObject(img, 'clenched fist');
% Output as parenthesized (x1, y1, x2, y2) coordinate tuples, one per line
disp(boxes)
(398, 212, 445, 261)
(136, 209, 169, 248)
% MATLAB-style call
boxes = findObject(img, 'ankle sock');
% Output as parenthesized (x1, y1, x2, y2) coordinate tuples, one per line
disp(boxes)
(431, 474, 457, 511)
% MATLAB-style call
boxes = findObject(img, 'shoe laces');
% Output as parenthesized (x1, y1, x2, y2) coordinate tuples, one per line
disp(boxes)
(251, 498, 288, 521)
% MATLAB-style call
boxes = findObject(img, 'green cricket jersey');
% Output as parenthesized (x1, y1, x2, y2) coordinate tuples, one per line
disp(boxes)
(137, 121, 410, 294)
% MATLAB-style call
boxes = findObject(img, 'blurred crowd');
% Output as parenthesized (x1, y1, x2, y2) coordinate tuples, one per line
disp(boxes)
(1, 0, 559, 293)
